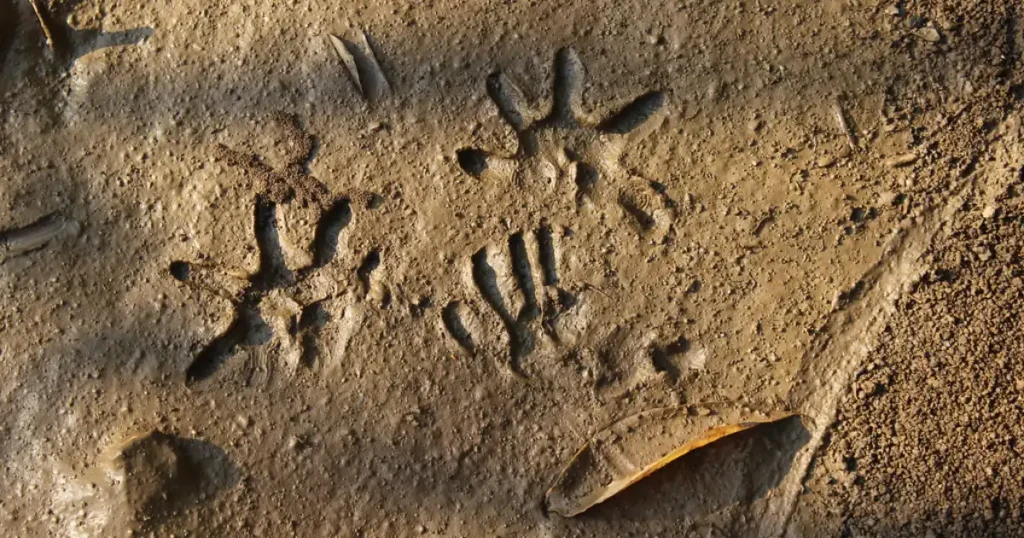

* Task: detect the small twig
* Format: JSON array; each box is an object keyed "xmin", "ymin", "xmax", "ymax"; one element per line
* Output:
[
  {"xmin": 884, "ymin": 152, "xmax": 919, "ymax": 168},
  {"xmin": 582, "ymin": 282, "xmax": 611, "ymax": 299},
  {"xmin": 752, "ymin": 207, "xmax": 776, "ymax": 236},
  {"xmin": 0, "ymin": 213, "xmax": 78, "ymax": 263},
  {"xmin": 27, "ymin": 0, "xmax": 59, "ymax": 52},
  {"xmin": 832, "ymin": 97, "xmax": 858, "ymax": 151}
]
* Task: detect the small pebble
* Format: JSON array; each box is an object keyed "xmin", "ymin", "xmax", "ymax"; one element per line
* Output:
[
  {"xmin": 914, "ymin": 26, "xmax": 941, "ymax": 42},
  {"xmin": 884, "ymin": 153, "xmax": 918, "ymax": 168}
]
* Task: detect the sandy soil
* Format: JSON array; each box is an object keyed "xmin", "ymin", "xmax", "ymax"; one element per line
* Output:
[{"xmin": 0, "ymin": 0, "xmax": 1021, "ymax": 536}]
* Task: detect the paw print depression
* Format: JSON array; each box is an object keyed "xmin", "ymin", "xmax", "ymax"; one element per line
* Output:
[{"xmin": 456, "ymin": 47, "xmax": 674, "ymax": 239}]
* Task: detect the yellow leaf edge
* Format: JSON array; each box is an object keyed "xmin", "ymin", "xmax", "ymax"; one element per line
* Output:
[{"xmin": 544, "ymin": 407, "xmax": 799, "ymax": 517}]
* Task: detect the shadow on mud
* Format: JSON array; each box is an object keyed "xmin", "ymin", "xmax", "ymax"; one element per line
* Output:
[
  {"xmin": 577, "ymin": 415, "xmax": 810, "ymax": 527},
  {"xmin": 0, "ymin": 0, "xmax": 1020, "ymax": 535}
]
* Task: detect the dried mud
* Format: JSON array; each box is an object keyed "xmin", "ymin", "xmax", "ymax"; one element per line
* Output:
[{"xmin": 0, "ymin": 0, "xmax": 1022, "ymax": 536}]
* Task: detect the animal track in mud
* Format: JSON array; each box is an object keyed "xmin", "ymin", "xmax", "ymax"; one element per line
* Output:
[
  {"xmin": 442, "ymin": 224, "xmax": 580, "ymax": 376},
  {"xmin": 171, "ymin": 115, "xmax": 379, "ymax": 385},
  {"xmin": 441, "ymin": 226, "xmax": 690, "ymax": 394},
  {"xmin": 457, "ymin": 47, "xmax": 675, "ymax": 238}
]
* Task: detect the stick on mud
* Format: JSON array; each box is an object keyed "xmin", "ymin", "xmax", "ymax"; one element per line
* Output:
[
  {"xmin": 0, "ymin": 213, "xmax": 78, "ymax": 262},
  {"xmin": 832, "ymin": 98, "xmax": 858, "ymax": 151},
  {"xmin": 27, "ymin": 0, "xmax": 59, "ymax": 52},
  {"xmin": 328, "ymin": 29, "xmax": 390, "ymax": 104},
  {"xmin": 884, "ymin": 152, "xmax": 919, "ymax": 168}
]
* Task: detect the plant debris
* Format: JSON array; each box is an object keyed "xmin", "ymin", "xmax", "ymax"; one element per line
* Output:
[
  {"xmin": 328, "ymin": 28, "xmax": 390, "ymax": 104},
  {"xmin": 544, "ymin": 404, "xmax": 797, "ymax": 517},
  {"xmin": 832, "ymin": 98, "xmax": 858, "ymax": 151},
  {"xmin": 0, "ymin": 213, "xmax": 79, "ymax": 263},
  {"xmin": 28, "ymin": 0, "xmax": 60, "ymax": 52},
  {"xmin": 884, "ymin": 152, "xmax": 919, "ymax": 168}
]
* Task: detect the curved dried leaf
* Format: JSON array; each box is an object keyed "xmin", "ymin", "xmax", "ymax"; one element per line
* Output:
[
  {"xmin": 544, "ymin": 404, "xmax": 796, "ymax": 517},
  {"xmin": 328, "ymin": 29, "xmax": 390, "ymax": 104}
]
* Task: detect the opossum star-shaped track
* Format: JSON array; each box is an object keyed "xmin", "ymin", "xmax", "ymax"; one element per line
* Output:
[
  {"xmin": 456, "ymin": 47, "xmax": 674, "ymax": 237},
  {"xmin": 171, "ymin": 115, "xmax": 376, "ymax": 386}
]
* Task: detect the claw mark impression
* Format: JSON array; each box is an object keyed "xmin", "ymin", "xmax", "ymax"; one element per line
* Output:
[
  {"xmin": 442, "ymin": 225, "xmax": 580, "ymax": 376},
  {"xmin": 172, "ymin": 115, "xmax": 375, "ymax": 385},
  {"xmin": 457, "ymin": 47, "xmax": 674, "ymax": 238}
]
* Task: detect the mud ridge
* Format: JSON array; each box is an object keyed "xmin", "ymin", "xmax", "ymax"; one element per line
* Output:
[{"xmin": 758, "ymin": 188, "xmax": 970, "ymax": 536}]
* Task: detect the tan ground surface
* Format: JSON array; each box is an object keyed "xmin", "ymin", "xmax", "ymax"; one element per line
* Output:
[{"xmin": 0, "ymin": 0, "xmax": 1021, "ymax": 536}]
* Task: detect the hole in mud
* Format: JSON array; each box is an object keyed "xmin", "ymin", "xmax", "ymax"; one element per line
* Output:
[
  {"xmin": 925, "ymin": 267, "xmax": 958, "ymax": 285},
  {"xmin": 253, "ymin": 200, "xmax": 294, "ymax": 288},
  {"xmin": 557, "ymin": 288, "xmax": 577, "ymax": 310},
  {"xmin": 311, "ymin": 199, "xmax": 352, "ymax": 267},
  {"xmin": 186, "ymin": 313, "xmax": 255, "ymax": 385},
  {"xmin": 456, "ymin": 148, "xmax": 489, "ymax": 177},
  {"xmin": 550, "ymin": 47, "xmax": 584, "ymax": 124},
  {"xmin": 575, "ymin": 162, "xmax": 599, "ymax": 205},
  {"xmin": 508, "ymin": 232, "xmax": 539, "ymax": 319},
  {"xmin": 366, "ymin": 193, "xmax": 384, "ymax": 209},
  {"xmin": 1011, "ymin": 84, "xmax": 1024, "ymax": 101},
  {"xmin": 298, "ymin": 302, "xmax": 330, "ymax": 367},
  {"xmin": 442, "ymin": 302, "xmax": 475, "ymax": 352},
  {"xmin": 652, "ymin": 337, "xmax": 690, "ymax": 379},
  {"xmin": 487, "ymin": 72, "xmax": 527, "ymax": 131},
  {"xmin": 170, "ymin": 261, "xmax": 191, "ymax": 282},
  {"xmin": 357, "ymin": 249, "xmax": 381, "ymax": 296},
  {"xmin": 470, "ymin": 248, "xmax": 511, "ymax": 322},
  {"xmin": 834, "ymin": 280, "xmax": 867, "ymax": 309},
  {"xmin": 409, "ymin": 295, "xmax": 432, "ymax": 317},
  {"xmin": 537, "ymin": 225, "xmax": 559, "ymax": 285}
]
